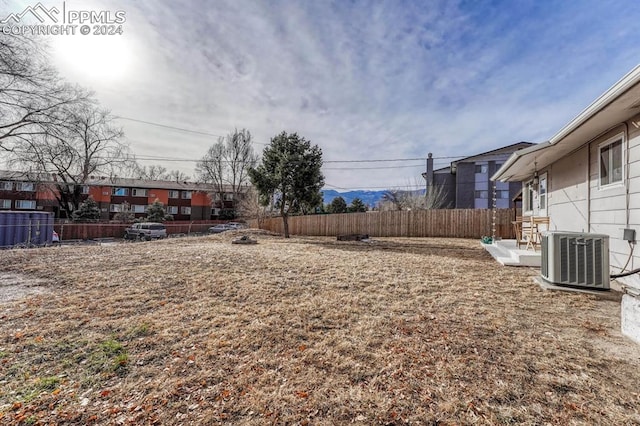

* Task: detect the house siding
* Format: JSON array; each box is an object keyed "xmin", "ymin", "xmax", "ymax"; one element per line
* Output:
[
  {"xmin": 623, "ymin": 118, "xmax": 640, "ymax": 278},
  {"xmin": 588, "ymin": 125, "xmax": 632, "ymax": 276},
  {"xmin": 433, "ymin": 172, "xmax": 455, "ymax": 208},
  {"xmin": 455, "ymin": 163, "xmax": 475, "ymax": 209},
  {"xmin": 547, "ymin": 146, "xmax": 589, "ymax": 232},
  {"xmin": 527, "ymin": 115, "xmax": 640, "ymax": 286}
]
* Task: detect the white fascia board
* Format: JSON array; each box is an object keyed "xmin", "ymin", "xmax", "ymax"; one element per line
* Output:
[
  {"xmin": 550, "ymin": 65, "xmax": 640, "ymax": 145},
  {"xmin": 491, "ymin": 142, "xmax": 550, "ymax": 182}
]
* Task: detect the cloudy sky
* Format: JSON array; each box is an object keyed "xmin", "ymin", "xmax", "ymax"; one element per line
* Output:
[{"xmin": 3, "ymin": 0, "xmax": 640, "ymax": 190}]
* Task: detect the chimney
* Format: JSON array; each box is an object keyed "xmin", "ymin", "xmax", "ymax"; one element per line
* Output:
[{"xmin": 425, "ymin": 153, "xmax": 434, "ymax": 189}]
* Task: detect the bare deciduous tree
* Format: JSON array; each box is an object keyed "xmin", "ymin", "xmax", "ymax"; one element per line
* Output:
[
  {"xmin": 378, "ymin": 181, "xmax": 450, "ymax": 211},
  {"xmin": 196, "ymin": 128, "xmax": 257, "ymax": 208},
  {"xmin": 10, "ymin": 104, "xmax": 132, "ymax": 218},
  {"xmin": 0, "ymin": 34, "xmax": 89, "ymax": 152},
  {"xmin": 235, "ymin": 186, "xmax": 270, "ymax": 228},
  {"xmin": 132, "ymin": 164, "xmax": 168, "ymax": 180},
  {"xmin": 131, "ymin": 164, "xmax": 191, "ymax": 182}
]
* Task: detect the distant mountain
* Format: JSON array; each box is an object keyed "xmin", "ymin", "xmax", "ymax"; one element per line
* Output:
[
  {"xmin": 322, "ymin": 189, "xmax": 385, "ymax": 208},
  {"xmin": 322, "ymin": 188, "xmax": 426, "ymax": 208}
]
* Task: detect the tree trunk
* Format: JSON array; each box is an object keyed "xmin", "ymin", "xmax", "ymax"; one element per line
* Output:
[
  {"xmin": 282, "ymin": 214, "xmax": 290, "ymax": 238},
  {"xmin": 280, "ymin": 193, "xmax": 290, "ymax": 238}
]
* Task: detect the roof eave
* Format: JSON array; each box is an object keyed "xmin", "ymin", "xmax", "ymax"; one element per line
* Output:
[{"xmin": 550, "ymin": 65, "xmax": 640, "ymax": 146}]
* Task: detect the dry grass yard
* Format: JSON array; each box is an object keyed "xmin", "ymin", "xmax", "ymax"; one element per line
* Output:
[{"xmin": 1, "ymin": 231, "xmax": 639, "ymax": 425}]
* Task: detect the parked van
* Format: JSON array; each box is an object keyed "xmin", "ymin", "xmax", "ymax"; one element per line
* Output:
[{"xmin": 124, "ymin": 222, "xmax": 167, "ymax": 240}]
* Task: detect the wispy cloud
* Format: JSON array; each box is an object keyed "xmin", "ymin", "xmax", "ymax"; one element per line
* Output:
[{"xmin": 39, "ymin": 0, "xmax": 640, "ymax": 189}]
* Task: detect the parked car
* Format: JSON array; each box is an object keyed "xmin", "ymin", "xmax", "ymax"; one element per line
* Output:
[
  {"xmin": 124, "ymin": 222, "xmax": 167, "ymax": 240},
  {"xmin": 227, "ymin": 222, "xmax": 247, "ymax": 229},
  {"xmin": 208, "ymin": 224, "xmax": 234, "ymax": 234}
]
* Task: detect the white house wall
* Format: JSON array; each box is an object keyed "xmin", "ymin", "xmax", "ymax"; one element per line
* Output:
[
  {"xmin": 539, "ymin": 116, "xmax": 640, "ymax": 288},
  {"xmin": 546, "ymin": 146, "xmax": 589, "ymax": 232},
  {"xmin": 623, "ymin": 118, "xmax": 640, "ymax": 287},
  {"xmin": 588, "ymin": 122, "xmax": 640, "ymax": 286}
]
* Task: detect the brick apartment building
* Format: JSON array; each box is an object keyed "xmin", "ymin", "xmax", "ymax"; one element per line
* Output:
[{"xmin": 0, "ymin": 171, "xmax": 242, "ymax": 220}]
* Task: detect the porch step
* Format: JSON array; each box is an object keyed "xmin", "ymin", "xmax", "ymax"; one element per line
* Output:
[{"xmin": 482, "ymin": 240, "xmax": 541, "ymax": 267}]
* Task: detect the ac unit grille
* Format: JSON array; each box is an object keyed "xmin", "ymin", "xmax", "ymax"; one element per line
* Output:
[
  {"xmin": 541, "ymin": 232, "xmax": 609, "ymax": 289},
  {"xmin": 541, "ymin": 234, "xmax": 549, "ymax": 277}
]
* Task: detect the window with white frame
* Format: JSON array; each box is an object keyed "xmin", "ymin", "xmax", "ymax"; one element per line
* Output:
[
  {"xmin": 0, "ymin": 199, "xmax": 11, "ymax": 209},
  {"xmin": 168, "ymin": 190, "xmax": 179, "ymax": 198},
  {"xmin": 0, "ymin": 181, "xmax": 13, "ymax": 191},
  {"xmin": 132, "ymin": 204, "xmax": 147, "ymax": 213},
  {"xmin": 538, "ymin": 175, "xmax": 547, "ymax": 210},
  {"xmin": 181, "ymin": 206, "xmax": 191, "ymax": 215},
  {"xmin": 132, "ymin": 188, "xmax": 148, "ymax": 197},
  {"xmin": 81, "ymin": 185, "xmax": 90, "ymax": 194},
  {"xmin": 182, "ymin": 191, "xmax": 192, "ymax": 199},
  {"xmin": 167, "ymin": 206, "xmax": 178, "ymax": 215},
  {"xmin": 15, "ymin": 200, "xmax": 36, "ymax": 209},
  {"xmin": 110, "ymin": 204, "xmax": 122, "ymax": 212},
  {"xmin": 599, "ymin": 135, "xmax": 623, "ymax": 187},
  {"xmin": 112, "ymin": 187, "xmax": 129, "ymax": 196},
  {"xmin": 16, "ymin": 182, "xmax": 35, "ymax": 192},
  {"xmin": 474, "ymin": 190, "xmax": 488, "ymax": 199},
  {"xmin": 223, "ymin": 193, "xmax": 233, "ymax": 201},
  {"xmin": 524, "ymin": 181, "xmax": 534, "ymax": 212}
]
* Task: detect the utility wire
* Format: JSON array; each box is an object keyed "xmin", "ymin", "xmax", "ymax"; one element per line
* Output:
[
  {"xmin": 115, "ymin": 116, "xmax": 472, "ymax": 161},
  {"xmin": 114, "ymin": 116, "xmax": 228, "ymax": 139}
]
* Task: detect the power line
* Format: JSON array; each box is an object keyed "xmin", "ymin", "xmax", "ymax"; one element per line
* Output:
[
  {"xmin": 324, "ymin": 164, "xmax": 424, "ymax": 170},
  {"xmin": 115, "ymin": 116, "xmax": 226, "ymax": 138}
]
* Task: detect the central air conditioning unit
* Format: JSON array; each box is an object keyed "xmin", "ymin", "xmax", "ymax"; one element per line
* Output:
[{"xmin": 540, "ymin": 231, "xmax": 610, "ymax": 289}]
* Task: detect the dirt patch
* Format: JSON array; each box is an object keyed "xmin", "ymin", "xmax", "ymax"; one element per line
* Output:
[
  {"xmin": 0, "ymin": 273, "xmax": 48, "ymax": 304},
  {"xmin": 0, "ymin": 234, "xmax": 639, "ymax": 425}
]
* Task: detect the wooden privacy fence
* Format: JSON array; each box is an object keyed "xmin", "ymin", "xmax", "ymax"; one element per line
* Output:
[
  {"xmin": 250, "ymin": 209, "xmax": 515, "ymax": 239},
  {"xmin": 54, "ymin": 220, "xmax": 225, "ymax": 240}
]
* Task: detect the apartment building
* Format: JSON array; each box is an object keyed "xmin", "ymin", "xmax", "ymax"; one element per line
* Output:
[
  {"xmin": 0, "ymin": 171, "xmax": 241, "ymax": 220},
  {"xmin": 422, "ymin": 142, "xmax": 535, "ymax": 209}
]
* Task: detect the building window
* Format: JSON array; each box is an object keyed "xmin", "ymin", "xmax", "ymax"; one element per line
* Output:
[
  {"xmin": 16, "ymin": 182, "xmax": 35, "ymax": 192},
  {"xmin": 498, "ymin": 190, "xmax": 509, "ymax": 199},
  {"xmin": 16, "ymin": 200, "xmax": 36, "ymax": 209},
  {"xmin": 0, "ymin": 181, "xmax": 13, "ymax": 191},
  {"xmin": 81, "ymin": 185, "xmax": 90, "ymax": 194},
  {"xmin": 474, "ymin": 190, "xmax": 488, "ymax": 199},
  {"xmin": 110, "ymin": 204, "xmax": 123, "ymax": 213},
  {"xmin": 168, "ymin": 190, "xmax": 179, "ymax": 198},
  {"xmin": 0, "ymin": 199, "xmax": 11, "ymax": 209},
  {"xmin": 182, "ymin": 191, "xmax": 192, "ymax": 199},
  {"xmin": 167, "ymin": 206, "xmax": 178, "ymax": 215},
  {"xmin": 132, "ymin": 188, "xmax": 148, "ymax": 197},
  {"xmin": 181, "ymin": 206, "xmax": 191, "ymax": 215},
  {"xmin": 474, "ymin": 164, "xmax": 488, "ymax": 174},
  {"xmin": 524, "ymin": 182, "xmax": 534, "ymax": 212},
  {"xmin": 132, "ymin": 204, "xmax": 147, "ymax": 213},
  {"xmin": 539, "ymin": 176, "xmax": 547, "ymax": 210},
  {"xmin": 112, "ymin": 187, "xmax": 129, "ymax": 196},
  {"xmin": 223, "ymin": 193, "xmax": 233, "ymax": 201},
  {"xmin": 599, "ymin": 136, "xmax": 623, "ymax": 187}
]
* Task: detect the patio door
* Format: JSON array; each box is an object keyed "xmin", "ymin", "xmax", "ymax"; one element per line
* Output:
[{"xmin": 538, "ymin": 173, "xmax": 547, "ymax": 217}]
